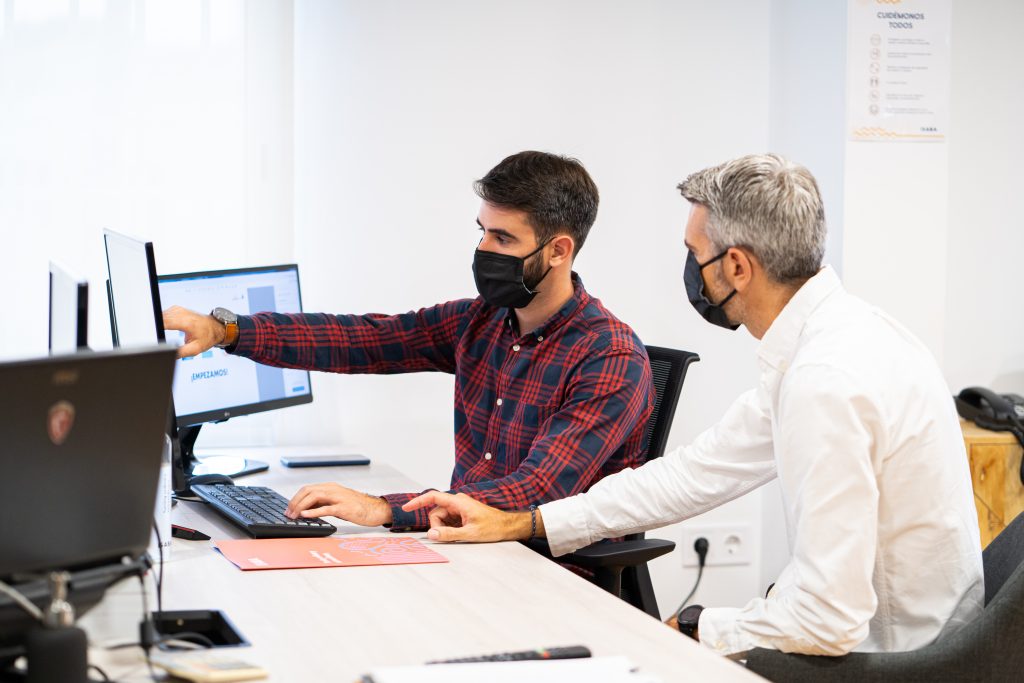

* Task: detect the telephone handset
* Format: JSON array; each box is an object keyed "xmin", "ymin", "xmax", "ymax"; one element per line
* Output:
[{"xmin": 955, "ymin": 386, "xmax": 1024, "ymax": 485}]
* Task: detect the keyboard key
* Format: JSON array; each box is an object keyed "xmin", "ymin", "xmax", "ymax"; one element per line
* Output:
[{"xmin": 192, "ymin": 484, "xmax": 337, "ymax": 539}]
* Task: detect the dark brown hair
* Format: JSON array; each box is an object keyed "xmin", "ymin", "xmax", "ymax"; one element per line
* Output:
[{"xmin": 474, "ymin": 151, "xmax": 599, "ymax": 257}]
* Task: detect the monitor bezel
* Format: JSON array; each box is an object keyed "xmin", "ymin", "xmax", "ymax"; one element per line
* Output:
[
  {"xmin": 157, "ymin": 263, "xmax": 313, "ymax": 428},
  {"xmin": 102, "ymin": 229, "xmax": 167, "ymax": 346},
  {"xmin": 47, "ymin": 260, "xmax": 89, "ymax": 351}
]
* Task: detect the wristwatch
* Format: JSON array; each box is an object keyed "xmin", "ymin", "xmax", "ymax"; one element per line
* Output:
[
  {"xmin": 677, "ymin": 604, "xmax": 704, "ymax": 641},
  {"xmin": 210, "ymin": 307, "xmax": 239, "ymax": 349}
]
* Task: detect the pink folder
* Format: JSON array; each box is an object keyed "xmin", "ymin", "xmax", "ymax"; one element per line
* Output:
[{"xmin": 213, "ymin": 536, "xmax": 448, "ymax": 571}]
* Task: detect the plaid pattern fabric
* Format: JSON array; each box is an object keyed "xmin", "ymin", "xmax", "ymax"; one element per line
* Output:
[{"xmin": 232, "ymin": 274, "xmax": 654, "ymax": 530}]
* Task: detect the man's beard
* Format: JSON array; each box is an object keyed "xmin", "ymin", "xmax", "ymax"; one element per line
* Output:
[{"xmin": 523, "ymin": 251, "xmax": 549, "ymax": 292}]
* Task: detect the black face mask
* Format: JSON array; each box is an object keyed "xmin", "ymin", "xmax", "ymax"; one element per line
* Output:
[
  {"xmin": 684, "ymin": 249, "xmax": 739, "ymax": 330},
  {"xmin": 473, "ymin": 240, "xmax": 552, "ymax": 309}
]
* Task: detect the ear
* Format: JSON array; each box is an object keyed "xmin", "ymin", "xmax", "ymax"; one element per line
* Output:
[
  {"xmin": 547, "ymin": 234, "xmax": 575, "ymax": 267},
  {"xmin": 723, "ymin": 246, "xmax": 756, "ymax": 291}
]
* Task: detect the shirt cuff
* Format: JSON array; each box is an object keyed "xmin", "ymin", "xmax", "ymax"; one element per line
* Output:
[
  {"xmin": 231, "ymin": 315, "xmax": 259, "ymax": 357},
  {"xmin": 382, "ymin": 492, "xmax": 429, "ymax": 531},
  {"xmin": 698, "ymin": 607, "xmax": 751, "ymax": 657},
  {"xmin": 539, "ymin": 496, "xmax": 594, "ymax": 557}
]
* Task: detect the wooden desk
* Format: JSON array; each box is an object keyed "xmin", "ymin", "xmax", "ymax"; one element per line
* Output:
[
  {"xmin": 82, "ymin": 454, "xmax": 760, "ymax": 681},
  {"xmin": 961, "ymin": 418, "xmax": 1024, "ymax": 548}
]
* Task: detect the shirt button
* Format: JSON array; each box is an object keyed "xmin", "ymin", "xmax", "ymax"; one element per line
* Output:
[
  {"xmin": 496, "ymin": 398, "xmax": 503, "ymax": 406},
  {"xmin": 484, "ymin": 452, "xmax": 493, "ymax": 460},
  {"xmin": 512, "ymin": 344, "xmax": 520, "ymax": 352},
  {"xmin": 536, "ymin": 335, "xmax": 544, "ymax": 341}
]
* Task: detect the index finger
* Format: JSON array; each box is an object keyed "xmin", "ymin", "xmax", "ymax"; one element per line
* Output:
[
  {"xmin": 286, "ymin": 486, "xmax": 315, "ymax": 516},
  {"xmin": 403, "ymin": 490, "xmax": 449, "ymax": 512},
  {"xmin": 177, "ymin": 340, "xmax": 205, "ymax": 359},
  {"xmin": 162, "ymin": 306, "xmax": 188, "ymax": 331}
]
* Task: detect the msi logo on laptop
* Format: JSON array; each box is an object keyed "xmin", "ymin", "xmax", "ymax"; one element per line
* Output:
[{"xmin": 47, "ymin": 400, "xmax": 76, "ymax": 446}]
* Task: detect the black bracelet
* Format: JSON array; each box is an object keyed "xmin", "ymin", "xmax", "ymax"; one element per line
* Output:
[{"xmin": 528, "ymin": 505, "xmax": 538, "ymax": 540}]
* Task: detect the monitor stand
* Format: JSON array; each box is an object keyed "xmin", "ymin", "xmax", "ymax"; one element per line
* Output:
[{"xmin": 178, "ymin": 425, "xmax": 269, "ymax": 480}]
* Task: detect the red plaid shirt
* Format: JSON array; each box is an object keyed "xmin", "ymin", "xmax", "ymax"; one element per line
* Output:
[{"xmin": 232, "ymin": 274, "xmax": 654, "ymax": 530}]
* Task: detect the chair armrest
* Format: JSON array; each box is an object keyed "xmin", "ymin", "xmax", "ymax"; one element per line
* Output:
[{"xmin": 524, "ymin": 538, "xmax": 675, "ymax": 569}]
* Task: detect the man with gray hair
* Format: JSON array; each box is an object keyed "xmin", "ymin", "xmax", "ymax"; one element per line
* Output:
[{"xmin": 404, "ymin": 153, "xmax": 984, "ymax": 658}]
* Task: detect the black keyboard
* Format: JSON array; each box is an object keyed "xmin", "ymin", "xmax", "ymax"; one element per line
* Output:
[
  {"xmin": 427, "ymin": 645, "xmax": 592, "ymax": 664},
  {"xmin": 191, "ymin": 484, "xmax": 336, "ymax": 539}
]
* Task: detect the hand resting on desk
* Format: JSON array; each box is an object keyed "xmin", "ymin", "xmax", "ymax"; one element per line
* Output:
[{"xmin": 402, "ymin": 491, "xmax": 540, "ymax": 543}]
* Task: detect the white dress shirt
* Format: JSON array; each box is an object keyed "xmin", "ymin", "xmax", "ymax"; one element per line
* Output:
[{"xmin": 541, "ymin": 266, "xmax": 984, "ymax": 656}]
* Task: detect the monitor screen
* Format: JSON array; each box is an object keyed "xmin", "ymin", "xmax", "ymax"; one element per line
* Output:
[
  {"xmin": 48, "ymin": 260, "xmax": 88, "ymax": 353},
  {"xmin": 103, "ymin": 229, "xmax": 165, "ymax": 347},
  {"xmin": 157, "ymin": 264, "xmax": 313, "ymax": 427}
]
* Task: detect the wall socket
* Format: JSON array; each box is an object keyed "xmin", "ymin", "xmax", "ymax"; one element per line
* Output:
[{"xmin": 682, "ymin": 524, "xmax": 753, "ymax": 567}]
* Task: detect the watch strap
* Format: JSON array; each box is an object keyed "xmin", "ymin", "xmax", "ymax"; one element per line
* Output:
[
  {"xmin": 210, "ymin": 308, "xmax": 240, "ymax": 349},
  {"xmin": 677, "ymin": 604, "xmax": 704, "ymax": 640}
]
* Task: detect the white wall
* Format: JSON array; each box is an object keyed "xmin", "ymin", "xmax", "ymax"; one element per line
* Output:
[
  {"xmin": 841, "ymin": 0, "xmax": 1024, "ymax": 392},
  {"xmin": 292, "ymin": 0, "xmax": 773, "ymax": 616},
  {"xmin": 943, "ymin": 0, "xmax": 1024, "ymax": 393},
  {"xmin": 0, "ymin": 0, "xmax": 294, "ymax": 353},
  {"xmin": 0, "ymin": 0, "xmax": 302, "ymax": 444}
]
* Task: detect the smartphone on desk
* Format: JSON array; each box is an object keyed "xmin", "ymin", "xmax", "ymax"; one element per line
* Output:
[{"xmin": 280, "ymin": 454, "xmax": 371, "ymax": 468}]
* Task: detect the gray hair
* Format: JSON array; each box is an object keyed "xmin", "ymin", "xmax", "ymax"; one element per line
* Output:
[{"xmin": 677, "ymin": 154, "xmax": 826, "ymax": 283}]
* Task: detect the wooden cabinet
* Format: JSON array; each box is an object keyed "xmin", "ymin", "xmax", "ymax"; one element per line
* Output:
[{"xmin": 961, "ymin": 418, "xmax": 1024, "ymax": 548}]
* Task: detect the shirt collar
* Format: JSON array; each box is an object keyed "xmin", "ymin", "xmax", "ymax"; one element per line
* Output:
[
  {"xmin": 505, "ymin": 272, "xmax": 588, "ymax": 339},
  {"xmin": 757, "ymin": 265, "xmax": 842, "ymax": 373}
]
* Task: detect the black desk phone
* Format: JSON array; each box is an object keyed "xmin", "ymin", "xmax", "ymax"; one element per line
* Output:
[{"xmin": 955, "ymin": 387, "xmax": 1024, "ymax": 485}]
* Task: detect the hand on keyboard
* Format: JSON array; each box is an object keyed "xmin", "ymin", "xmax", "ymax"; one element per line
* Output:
[
  {"xmin": 191, "ymin": 484, "xmax": 337, "ymax": 539},
  {"xmin": 285, "ymin": 482, "xmax": 393, "ymax": 527}
]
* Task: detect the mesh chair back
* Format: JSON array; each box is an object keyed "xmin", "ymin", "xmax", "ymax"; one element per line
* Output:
[{"xmin": 642, "ymin": 346, "xmax": 700, "ymax": 461}]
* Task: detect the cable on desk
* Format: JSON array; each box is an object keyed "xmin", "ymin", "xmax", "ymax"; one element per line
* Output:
[
  {"xmin": 88, "ymin": 663, "xmax": 111, "ymax": 681},
  {"xmin": 0, "ymin": 578, "xmax": 44, "ymax": 622},
  {"xmin": 675, "ymin": 537, "xmax": 710, "ymax": 619},
  {"xmin": 151, "ymin": 521, "xmax": 165, "ymax": 616},
  {"xmin": 136, "ymin": 567, "xmax": 158, "ymax": 681},
  {"xmin": 172, "ymin": 494, "xmax": 208, "ymax": 504}
]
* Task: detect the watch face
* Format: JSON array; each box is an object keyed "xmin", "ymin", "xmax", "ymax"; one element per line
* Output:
[
  {"xmin": 211, "ymin": 307, "xmax": 237, "ymax": 324},
  {"xmin": 678, "ymin": 605, "xmax": 704, "ymax": 627}
]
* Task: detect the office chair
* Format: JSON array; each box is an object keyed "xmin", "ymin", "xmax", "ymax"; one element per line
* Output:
[
  {"xmin": 745, "ymin": 511, "xmax": 1024, "ymax": 682},
  {"xmin": 527, "ymin": 346, "xmax": 700, "ymax": 619}
]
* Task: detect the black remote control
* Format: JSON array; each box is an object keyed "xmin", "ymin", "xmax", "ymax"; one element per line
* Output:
[{"xmin": 427, "ymin": 645, "xmax": 592, "ymax": 664}]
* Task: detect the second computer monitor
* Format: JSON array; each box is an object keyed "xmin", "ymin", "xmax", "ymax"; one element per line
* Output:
[
  {"xmin": 103, "ymin": 229, "xmax": 165, "ymax": 348},
  {"xmin": 48, "ymin": 260, "xmax": 89, "ymax": 353},
  {"xmin": 157, "ymin": 264, "xmax": 313, "ymax": 427}
]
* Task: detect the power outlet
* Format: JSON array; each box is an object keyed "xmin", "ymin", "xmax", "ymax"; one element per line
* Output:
[{"xmin": 682, "ymin": 524, "xmax": 753, "ymax": 567}]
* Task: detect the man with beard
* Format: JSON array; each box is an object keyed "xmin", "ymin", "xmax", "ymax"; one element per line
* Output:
[{"xmin": 164, "ymin": 151, "xmax": 654, "ymax": 532}]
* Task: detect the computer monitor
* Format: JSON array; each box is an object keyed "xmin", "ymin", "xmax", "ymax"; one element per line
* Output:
[
  {"xmin": 103, "ymin": 233, "xmax": 311, "ymax": 489},
  {"xmin": 157, "ymin": 264, "xmax": 313, "ymax": 483},
  {"xmin": 157, "ymin": 264, "xmax": 313, "ymax": 427},
  {"xmin": 48, "ymin": 261, "xmax": 88, "ymax": 353},
  {"xmin": 102, "ymin": 229, "xmax": 165, "ymax": 348}
]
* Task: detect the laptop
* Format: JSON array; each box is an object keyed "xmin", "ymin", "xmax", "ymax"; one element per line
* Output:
[{"xmin": 0, "ymin": 345, "xmax": 177, "ymax": 578}]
